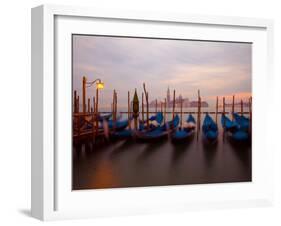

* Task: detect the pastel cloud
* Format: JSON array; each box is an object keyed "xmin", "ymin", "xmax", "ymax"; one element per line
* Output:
[{"xmin": 72, "ymin": 35, "xmax": 251, "ymax": 108}]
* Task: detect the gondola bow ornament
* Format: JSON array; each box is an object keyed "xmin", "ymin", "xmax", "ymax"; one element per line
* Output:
[{"xmin": 133, "ymin": 89, "xmax": 139, "ymax": 129}]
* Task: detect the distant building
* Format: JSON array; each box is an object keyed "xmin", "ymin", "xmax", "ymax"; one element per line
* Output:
[
  {"xmin": 148, "ymin": 87, "xmax": 208, "ymax": 108},
  {"xmin": 189, "ymin": 101, "xmax": 209, "ymax": 108},
  {"xmin": 149, "ymin": 87, "xmax": 187, "ymax": 108},
  {"xmin": 166, "ymin": 87, "xmax": 189, "ymax": 108}
]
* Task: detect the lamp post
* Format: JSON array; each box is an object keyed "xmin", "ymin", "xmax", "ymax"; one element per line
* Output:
[
  {"xmin": 86, "ymin": 78, "xmax": 104, "ymax": 114},
  {"xmin": 85, "ymin": 78, "xmax": 104, "ymax": 138}
]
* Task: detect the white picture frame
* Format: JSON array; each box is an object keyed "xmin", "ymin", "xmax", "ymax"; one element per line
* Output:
[{"xmin": 31, "ymin": 4, "xmax": 274, "ymax": 221}]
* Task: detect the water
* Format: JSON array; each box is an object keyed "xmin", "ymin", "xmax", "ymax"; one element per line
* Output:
[{"xmin": 72, "ymin": 112, "xmax": 251, "ymax": 190}]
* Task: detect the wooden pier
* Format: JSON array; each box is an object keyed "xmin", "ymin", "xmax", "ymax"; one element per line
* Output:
[{"xmin": 73, "ymin": 77, "xmax": 252, "ymax": 142}]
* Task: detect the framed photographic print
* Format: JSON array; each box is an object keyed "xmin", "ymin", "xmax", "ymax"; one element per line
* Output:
[{"xmin": 31, "ymin": 4, "xmax": 274, "ymax": 221}]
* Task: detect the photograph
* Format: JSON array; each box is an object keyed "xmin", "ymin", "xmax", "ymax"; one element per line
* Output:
[{"xmin": 72, "ymin": 34, "xmax": 252, "ymax": 190}]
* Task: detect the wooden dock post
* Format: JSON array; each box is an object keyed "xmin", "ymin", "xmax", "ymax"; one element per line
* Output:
[
  {"xmin": 95, "ymin": 87, "xmax": 99, "ymax": 137},
  {"xmin": 78, "ymin": 114, "xmax": 81, "ymax": 136},
  {"xmin": 143, "ymin": 83, "xmax": 149, "ymax": 129},
  {"xmin": 92, "ymin": 96, "xmax": 96, "ymax": 141},
  {"xmin": 113, "ymin": 90, "xmax": 117, "ymax": 131},
  {"xmin": 232, "ymin": 95, "xmax": 235, "ymax": 120},
  {"xmin": 241, "ymin": 99, "xmax": 244, "ymax": 116},
  {"xmin": 128, "ymin": 91, "xmax": 131, "ymax": 130},
  {"xmin": 146, "ymin": 92, "xmax": 149, "ymax": 128},
  {"xmin": 180, "ymin": 98, "xmax": 183, "ymax": 129},
  {"xmin": 155, "ymin": 99, "xmax": 158, "ymax": 113},
  {"xmin": 77, "ymin": 96, "xmax": 79, "ymax": 113},
  {"xmin": 197, "ymin": 90, "xmax": 201, "ymax": 141},
  {"xmin": 93, "ymin": 97, "xmax": 95, "ymax": 114},
  {"xmin": 172, "ymin": 90, "xmax": 175, "ymax": 121},
  {"xmin": 141, "ymin": 92, "xmax": 144, "ymax": 123},
  {"xmin": 82, "ymin": 76, "xmax": 87, "ymax": 113},
  {"xmin": 164, "ymin": 98, "xmax": 167, "ymax": 124},
  {"xmin": 249, "ymin": 97, "xmax": 252, "ymax": 133},
  {"xmin": 215, "ymin": 96, "xmax": 218, "ymax": 124},
  {"xmin": 112, "ymin": 90, "xmax": 115, "ymax": 120},
  {"xmin": 223, "ymin": 97, "xmax": 225, "ymax": 115},
  {"xmin": 74, "ymin": 90, "xmax": 77, "ymax": 113},
  {"xmin": 88, "ymin": 98, "xmax": 90, "ymax": 113},
  {"xmin": 223, "ymin": 97, "xmax": 226, "ymax": 142}
]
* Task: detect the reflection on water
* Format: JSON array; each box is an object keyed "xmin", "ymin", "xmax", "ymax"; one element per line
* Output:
[{"xmin": 73, "ymin": 116, "xmax": 251, "ymax": 189}]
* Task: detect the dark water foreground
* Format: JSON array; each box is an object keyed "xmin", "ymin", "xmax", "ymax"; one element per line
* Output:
[{"xmin": 73, "ymin": 128, "xmax": 251, "ymax": 190}]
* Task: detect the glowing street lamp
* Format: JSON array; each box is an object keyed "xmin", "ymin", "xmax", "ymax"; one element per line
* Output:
[
  {"xmin": 86, "ymin": 78, "xmax": 105, "ymax": 114},
  {"xmin": 86, "ymin": 78, "xmax": 104, "ymax": 90},
  {"xmin": 82, "ymin": 77, "xmax": 105, "ymax": 112},
  {"xmin": 96, "ymin": 81, "xmax": 104, "ymax": 90},
  {"xmin": 83, "ymin": 77, "xmax": 105, "ymax": 137}
]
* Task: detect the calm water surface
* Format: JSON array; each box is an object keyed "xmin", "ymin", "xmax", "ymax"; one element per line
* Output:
[{"xmin": 73, "ymin": 113, "xmax": 251, "ymax": 190}]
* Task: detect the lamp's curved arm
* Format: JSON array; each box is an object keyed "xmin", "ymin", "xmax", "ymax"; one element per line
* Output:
[{"xmin": 86, "ymin": 78, "xmax": 101, "ymax": 87}]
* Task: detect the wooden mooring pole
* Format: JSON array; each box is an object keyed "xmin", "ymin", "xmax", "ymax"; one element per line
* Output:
[
  {"xmin": 143, "ymin": 83, "xmax": 149, "ymax": 129},
  {"xmin": 180, "ymin": 98, "xmax": 183, "ymax": 129},
  {"xmin": 223, "ymin": 97, "xmax": 226, "ymax": 142},
  {"xmin": 82, "ymin": 76, "xmax": 86, "ymax": 113},
  {"xmin": 249, "ymin": 97, "xmax": 252, "ymax": 133},
  {"xmin": 77, "ymin": 96, "xmax": 79, "ymax": 113},
  {"xmin": 95, "ymin": 87, "xmax": 99, "ymax": 137},
  {"xmin": 155, "ymin": 99, "xmax": 158, "ymax": 112},
  {"xmin": 197, "ymin": 90, "xmax": 201, "ymax": 141},
  {"xmin": 113, "ymin": 90, "xmax": 117, "ymax": 131},
  {"xmin": 232, "ymin": 95, "xmax": 235, "ymax": 120},
  {"xmin": 215, "ymin": 96, "xmax": 218, "ymax": 124},
  {"xmin": 172, "ymin": 90, "xmax": 175, "ymax": 121},
  {"xmin": 128, "ymin": 91, "xmax": 131, "ymax": 130},
  {"xmin": 164, "ymin": 98, "xmax": 167, "ymax": 124},
  {"xmin": 142, "ymin": 92, "xmax": 144, "ymax": 123},
  {"xmin": 93, "ymin": 97, "xmax": 95, "ymax": 114},
  {"xmin": 74, "ymin": 90, "xmax": 77, "ymax": 113},
  {"xmin": 146, "ymin": 92, "xmax": 149, "ymax": 128},
  {"xmin": 88, "ymin": 98, "xmax": 90, "ymax": 113},
  {"xmin": 241, "ymin": 99, "xmax": 244, "ymax": 116}
]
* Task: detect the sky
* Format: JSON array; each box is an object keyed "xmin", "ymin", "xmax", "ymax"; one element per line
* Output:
[{"xmin": 72, "ymin": 35, "xmax": 252, "ymax": 109}]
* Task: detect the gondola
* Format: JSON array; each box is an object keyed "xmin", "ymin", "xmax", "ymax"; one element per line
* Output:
[
  {"xmin": 160, "ymin": 114, "xmax": 180, "ymax": 131},
  {"xmin": 98, "ymin": 113, "xmax": 112, "ymax": 121},
  {"xmin": 202, "ymin": 113, "xmax": 218, "ymax": 143},
  {"xmin": 149, "ymin": 112, "xmax": 164, "ymax": 124},
  {"xmin": 107, "ymin": 119, "xmax": 130, "ymax": 131},
  {"xmin": 111, "ymin": 129, "xmax": 134, "ymax": 139},
  {"xmin": 185, "ymin": 114, "xmax": 196, "ymax": 131},
  {"xmin": 171, "ymin": 114, "xmax": 196, "ymax": 142},
  {"xmin": 139, "ymin": 112, "xmax": 164, "ymax": 131},
  {"xmin": 221, "ymin": 114, "xmax": 238, "ymax": 132},
  {"xmin": 221, "ymin": 114, "xmax": 249, "ymax": 142},
  {"xmin": 233, "ymin": 113, "xmax": 250, "ymax": 131},
  {"xmin": 135, "ymin": 115, "xmax": 179, "ymax": 141}
]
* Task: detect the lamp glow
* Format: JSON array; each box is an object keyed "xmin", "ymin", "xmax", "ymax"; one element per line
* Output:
[{"xmin": 96, "ymin": 82, "xmax": 104, "ymax": 90}]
